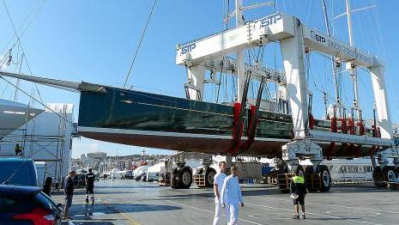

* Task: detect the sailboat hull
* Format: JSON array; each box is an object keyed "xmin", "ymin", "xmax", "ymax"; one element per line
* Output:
[
  {"xmin": 78, "ymin": 126, "xmax": 289, "ymax": 156},
  {"xmin": 78, "ymin": 86, "xmax": 380, "ymax": 158}
]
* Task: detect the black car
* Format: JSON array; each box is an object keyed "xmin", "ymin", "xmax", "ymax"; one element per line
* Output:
[{"xmin": 0, "ymin": 184, "xmax": 62, "ymax": 224}]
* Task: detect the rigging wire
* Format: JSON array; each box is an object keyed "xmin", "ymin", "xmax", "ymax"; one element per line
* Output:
[
  {"xmin": 0, "ymin": 0, "xmax": 47, "ymax": 56},
  {"xmin": 2, "ymin": 0, "xmax": 44, "ymax": 103},
  {"xmin": 308, "ymin": 52, "xmax": 336, "ymax": 104},
  {"xmin": 123, "ymin": 0, "xmax": 158, "ymax": 88},
  {"xmin": 216, "ymin": 59, "xmax": 224, "ymax": 103}
]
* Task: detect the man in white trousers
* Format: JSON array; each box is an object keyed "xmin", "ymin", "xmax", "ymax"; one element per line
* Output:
[
  {"xmin": 221, "ymin": 166, "xmax": 244, "ymax": 225},
  {"xmin": 213, "ymin": 161, "xmax": 227, "ymax": 225}
]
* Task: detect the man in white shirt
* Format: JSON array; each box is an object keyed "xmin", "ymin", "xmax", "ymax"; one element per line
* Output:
[
  {"xmin": 221, "ymin": 166, "xmax": 244, "ymax": 225},
  {"xmin": 213, "ymin": 161, "xmax": 227, "ymax": 225}
]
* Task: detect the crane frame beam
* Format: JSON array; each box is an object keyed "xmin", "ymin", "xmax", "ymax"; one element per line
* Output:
[{"xmin": 176, "ymin": 12, "xmax": 393, "ymax": 144}]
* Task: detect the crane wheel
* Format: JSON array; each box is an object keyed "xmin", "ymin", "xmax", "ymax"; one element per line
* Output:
[
  {"xmin": 317, "ymin": 165, "xmax": 331, "ymax": 192},
  {"xmin": 205, "ymin": 168, "xmax": 216, "ymax": 187},
  {"xmin": 179, "ymin": 166, "xmax": 193, "ymax": 189},
  {"xmin": 304, "ymin": 166, "xmax": 317, "ymax": 192},
  {"xmin": 383, "ymin": 166, "xmax": 396, "ymax": 183},
  {"xmin": 373, "ymin": 166, "xmax": 386, "ymax": 188}
]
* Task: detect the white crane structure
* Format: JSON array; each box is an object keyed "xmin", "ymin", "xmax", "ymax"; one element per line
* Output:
[{"xmin": 176, "ymin": 1, "xmax": 399, "ymax": 184}]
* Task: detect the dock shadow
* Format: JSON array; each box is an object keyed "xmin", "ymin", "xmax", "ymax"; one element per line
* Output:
[{"xmin": 74, "ymin": 203, "xmax": 182, "ymax": 214}]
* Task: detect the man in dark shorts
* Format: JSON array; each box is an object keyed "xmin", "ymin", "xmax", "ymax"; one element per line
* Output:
[
  {"xmin": 85, "ymin": 168, "xmax": 95, "ymax": 204},
  {"xmin": 64, "ymin": 170, "xmax": 76, "ymax": 220},
  {"xmin": 290, "ymin": 171, "xmax": 307, "ymax": 219}
]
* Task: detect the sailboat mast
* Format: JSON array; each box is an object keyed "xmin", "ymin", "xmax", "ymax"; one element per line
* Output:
[
  {"xmin": 235, "ymin": 0, "xmax": 245, "ymax": 102},
  {"xmin": 345, "ymin": 0, "xmax": 354, "ymax": 46},
  {"xmin": 345, "ymin": 0, "xmax": 360, "ymax": 117},
  {"xmin": 321, "ymin": 0, "xmax": 340, "ymax": 103}
]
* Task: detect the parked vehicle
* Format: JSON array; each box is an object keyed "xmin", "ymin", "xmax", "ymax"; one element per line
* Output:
[
  {"xmin": 135, "ymin": 172, "xmax": 146, "ymax": 181},
  {"xmin": 133, "ymin": 165, "xmax": 150, "ymax": 182},
  {"xmin": 35, "ymin": 162, "xmax": 47, "ymax": 187},
  {"xmin": 146, "ymin": 163, "xmax": 165, "ymax": 182},
  {"xmin": 0, "ymin": 184, "xmax": 62, "ymax": 224},
  {"xmin": 124, "ymin": 170, "xmax": 134, "ymax": 179},
  {"xmin": 140, "ymin": 174, "xmax": 147, "ymax": 182},
  {"xmin": 147, "ymin": 172, "xmax": 160, "ymax": 182},
  {"xmin": 0, "ymin": 158, "xmax": 38, "ymax": 186}
]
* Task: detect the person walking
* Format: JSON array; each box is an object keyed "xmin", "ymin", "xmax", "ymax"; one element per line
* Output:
[
  {"xmin": 42, "ymin": 177, "xmax": 53, "ymax": 196},
  {"xmin": 213, "ymin": 161, "xmax": 227, "ymax": 225},
  {"xmin": 221, "ymin": 166, "xmax": 244, "ymax": 225},
  {"xmin": 290, "ymin": 170, "xmax": 307, "ymax": 219},
  {"xmin": 63, "ymin": 170, "xmax": 76, "ymax": 220},
  {"xmin": 85, "ymin": 168, "xmax": 96, "ymax": 204}
]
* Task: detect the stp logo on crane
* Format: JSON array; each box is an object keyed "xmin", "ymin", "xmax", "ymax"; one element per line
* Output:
[
  {"xmin": 311, "ymin": 31, "xmax": 326, "ymax": 43},
  {"xmin": 181, "ymin": 43, "xmax": 196, "ymax": 55},
  {"xmin": 260, "ymin": 13, "xmax": 282, "ymax": 28}
]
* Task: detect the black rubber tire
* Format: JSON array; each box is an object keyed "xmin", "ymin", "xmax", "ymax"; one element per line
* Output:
[
  {"xmin": 205, "ymin": 168, "xmax": 217, "ymax": 187},
  {"xmin": 277, "ymin": 173, "xmax": 289, "ymax": 191},
  {"xmin": 373, "ymin": 166, "xmax": 386, "ymax": 188},
  {"xmin": 179, "ymin": 166, "xmax": 193, "ymax": 189},
  {"xmin": 294, "ymin": 165, "xmax": 305, "ymax": 177},
  {"xmin": 277, "ymin": 171, "xmax": 294, "ymax": 193},
  {"xmin": 304, "ymin": 166, "xmax": 317, "ymax": 192},
  {"xmin": 383, "ymin": 166, "xmax": 397, "ymax": 183},
  {"xmin": 170, "ymin": 169, "xmax": 180, "ymax": 189},
  {"xmin": 318, "ymin": 165, "xmax": 331, "ymax": 192}
]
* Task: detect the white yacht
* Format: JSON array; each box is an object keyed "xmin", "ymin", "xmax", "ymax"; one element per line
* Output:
[{"xmin": 0, "ymin": 99, "xmax": 43, "ymax": 139}]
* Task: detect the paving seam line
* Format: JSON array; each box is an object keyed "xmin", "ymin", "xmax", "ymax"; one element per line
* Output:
[
  {"xmin": 253, "ymin": 195, "xmax": 399, "ymax": 215},
  {"xmin": 165, "ymin": 199, "xmax": 266, "ymax": 225},
  {"xmin": 102, "ymin": 200, "xmax": 141, "ymax": 225},
  {"xmin": 245, "ymin": 202, "xmax": 383, "ymax": 225}
]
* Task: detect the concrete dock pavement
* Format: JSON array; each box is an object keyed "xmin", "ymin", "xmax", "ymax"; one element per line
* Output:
[{"xmin": 51, "ymin": 180, "xmax": 399, "ymax": 225}]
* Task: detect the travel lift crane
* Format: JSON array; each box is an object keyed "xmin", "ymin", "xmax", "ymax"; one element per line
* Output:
[{"xmin": 176, "ymin": 0, "xmax": 399, "ymax": 191}]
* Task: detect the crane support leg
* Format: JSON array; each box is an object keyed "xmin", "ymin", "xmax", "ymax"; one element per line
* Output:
[
  {"xmin": 277, "ymin": 16, "xmax": 331, "ymax": 193},
  {"xmin": 185, "ymin": 66, "xmax": 205, "ymax": 100},
  {"xmin": 280, "ymin": 18, "xmax": 308, "ymax": 139}
]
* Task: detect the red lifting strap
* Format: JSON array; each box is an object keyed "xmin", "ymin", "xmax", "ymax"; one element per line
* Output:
[
  {"xmin": 240, "ymin": 105, "xmax": 257, "ymax": 152},
  {"xmin": 354, "ymin": 121, "xmax": 365, "ymax": 156},
  {"xmin": 340, "ymin": 118, "xmax": 347, "ymax": 134},
  {"xmin": 308, "ymin": 113, "xmax": 315, "ymax": 130},
  {"xmin": 357, "ymin": 122, "xmax": 365, "ymax": 136},
  {"xmin": 327, "ymin": 117, "xmax": 338, "ymax": 157},
  {"xmin": 372, "ymin": 125, "xmax": 377, "ymax": 137},
  {"xmin": 347, "ymin": 119, "xmax": 355, "ymax": 135},
  {"xmin": 331, "ymin": 117, "xmax": 338, "ymax": 133},
  {"xmin": 226, "ymin": 102, "xmax": 244, "ymax": 155}
]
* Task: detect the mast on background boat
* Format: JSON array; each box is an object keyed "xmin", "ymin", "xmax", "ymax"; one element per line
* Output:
[
  {"xmin": 345, "ymin": 0, "xmax": 361, "ymax": 120},
  {"xmin": 321, "ymin": 0, "xmax": 345, "ymax": 122},
  {"xmin": 226, "ymin": 0, "xmax": 274, "ymax": 103},
  {"xmin": 333, "ymin": 0, "xmax": 377, "ymax": 119}
]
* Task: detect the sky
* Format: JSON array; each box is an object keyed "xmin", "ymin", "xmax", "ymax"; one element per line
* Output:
[{"xmin": 0, "ymin": 0, "xmax": 398, "ymax": 158}]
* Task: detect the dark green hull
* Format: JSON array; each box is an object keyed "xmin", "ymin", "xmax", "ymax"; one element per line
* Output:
[{"xmin": 77, "ymin": 86, "xmax": 381, "ymax": 157}]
